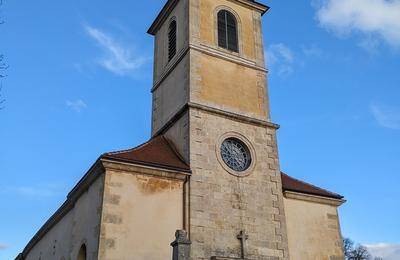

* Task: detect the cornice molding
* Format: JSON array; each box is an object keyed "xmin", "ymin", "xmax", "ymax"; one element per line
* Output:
[
  {"xmin": 153, "ymin": 102, "xmax": 279, "ymax": 138},
  {"xmin": 151, "ymin": 43, "xmax": 267, "ymax": 93},
  {"xmin": 147, "ymin": 0, "xmax": 269, "ymax": 35},
  {"xmin": 189, "ymin": 102, "xmax": 279, "ymax": 129},
  {"xmin": 101, "ymin": 158, "xmax": 191, "ymax": 180},
  {"xmin": 152, "ymin": 46, "xmax": 190, "ymax": 93},
  {"xmin": 191, "ymin": 43, "xmax": 267, "ymax": 72},
  {"xmin": 148, "ymin": 0, "xmax": 180, "ymax": 35},
  {"xmin": 284, "ymin": 191, "xmax": 346, "ymax": 207}
]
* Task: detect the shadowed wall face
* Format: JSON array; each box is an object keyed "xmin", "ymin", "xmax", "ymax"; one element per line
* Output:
[{"xmin": 24, "ymin": 174, "xmax": 105, "ymax": 260}]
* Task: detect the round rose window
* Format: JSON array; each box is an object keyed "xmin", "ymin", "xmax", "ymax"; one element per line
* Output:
[{"xmin": 220, "ymin": 138, "xmax": 252, "ymax": 172}]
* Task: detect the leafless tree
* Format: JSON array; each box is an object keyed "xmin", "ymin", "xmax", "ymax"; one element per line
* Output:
[
  {"xmin": 344, "ymin": 238, "xmax": 355, "ymax": 259},
  {"xmin": 348, "ymin": 245, "xmax": 372, "ymax": 260},
  {"xmin": 343, "ymin": 238, "xmax": 376, "ymax": 260}
]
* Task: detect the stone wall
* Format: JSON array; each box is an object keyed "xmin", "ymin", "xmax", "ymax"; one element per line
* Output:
[
  {"xmin": 164, "ymin": 110, "xmax": 190, "ymax": 163},
  {"xmin": 152, "ymin": 52, "xmax": 190, "ymax": 135},
  {"xmin": 188, "ymin": 107, "xmax": 289, "ymax": 260},
  {"xmin": 153, "ymin": 0, "xmax": 189, "ymax": 82},
  {"xmin": 151, "ymin": 0, "xmax": 190, "ymax": 136}
]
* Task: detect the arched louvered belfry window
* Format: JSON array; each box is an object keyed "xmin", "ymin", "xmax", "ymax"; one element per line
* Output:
[
  {"xmin": 168, "ymin": 20, "xmax": 177, "ymax": 61},
  {"xmin": 218, "ymin": 10, "xmax": 238, "ymax": 52}
]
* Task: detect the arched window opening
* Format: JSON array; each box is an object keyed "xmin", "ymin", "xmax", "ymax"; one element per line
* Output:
[
  {"xmin": 168, "ymin": 20, "xmax": 177, "ymax": 61},
  {"xmin": 77, "ymin": 244, "xmax": 87, "ymax": 260},
  {"xmin": 218, "ymin": 10, "xmax": 238, "ymax": 52}
]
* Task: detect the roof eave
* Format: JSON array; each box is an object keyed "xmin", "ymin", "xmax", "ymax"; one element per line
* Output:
[
  {"xmin": 18, "ymin": 158, "xmax": 105, "ymax": 259},
  {"xmin": 147, "ymin": 0, "xmax": 179, "ymax": 35},
  {"xmin": 147, "ymin": 0, "xmax": 270, "ymax": 36},
  {"xmin": 101, "ymin": 155, "xmax": 192, "ymax": 174},
  {"xmin": 284, "ymin": 188, "xmax": 344, "ymax": 200},
  {"xmin": 284, "ymin": 190, "xmax": 346, "ymax": 206}
]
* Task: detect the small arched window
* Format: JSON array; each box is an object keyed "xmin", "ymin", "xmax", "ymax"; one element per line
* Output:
[
  {"xmin": 168, "ymin": 20, "xmax": 177, "ymax": 61},
  {"xmin": 77, "ymin": 244, "xmax": 87, "ymax": 260},
  {"xmin": 218, "ymin": 10, "xmax": 238, "ymax": 52}
]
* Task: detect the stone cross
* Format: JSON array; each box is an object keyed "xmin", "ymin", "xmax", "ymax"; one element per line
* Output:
[{"xmin": 237, "ymin": 230, "xmax": 249, "ymax": 259}]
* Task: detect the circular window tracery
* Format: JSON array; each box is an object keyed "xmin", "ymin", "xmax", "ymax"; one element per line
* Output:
[{"xmin": 220, "ymin": 138, "xmax": 251, "ymax": 172}]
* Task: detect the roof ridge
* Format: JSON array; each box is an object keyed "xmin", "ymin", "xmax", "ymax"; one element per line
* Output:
[
  {"xmin": 161, "ymin": 136, "xmax": 188, "ymax": 166},
  {"xmin": 101, "ymin": 135, "xmax": 190, "ymax": 172},
  {"xmin": 281, "ymin": 172, "xmax": 342, "ymax": 198}
]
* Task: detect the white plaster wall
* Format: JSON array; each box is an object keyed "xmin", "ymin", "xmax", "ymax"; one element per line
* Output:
[
  {"xmin": 284, "ymin": 197, "xmax": 344, "ymax": 260},
  {"xmin": 98, "ymin": 169, "xmax": 184, "ymax": 260}
]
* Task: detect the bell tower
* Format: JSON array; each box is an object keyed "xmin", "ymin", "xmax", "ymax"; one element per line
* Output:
[{"xmin": 148, "ymin": 0, "xmax": 290, "ymax": 259}]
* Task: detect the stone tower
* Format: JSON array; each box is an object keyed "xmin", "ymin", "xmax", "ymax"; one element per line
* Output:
[{"xmin": 148, "ymin": 0, "xmax": 290, "ymax": 259}]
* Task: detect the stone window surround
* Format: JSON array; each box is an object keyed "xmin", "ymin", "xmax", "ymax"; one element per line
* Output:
[
  {"xmin": 213, "ymin": 5, "xmax": 243, "ymax": 57},
  {"xmin": 215, "ymin": 131, "xmax": 256, "ymax": 177}
]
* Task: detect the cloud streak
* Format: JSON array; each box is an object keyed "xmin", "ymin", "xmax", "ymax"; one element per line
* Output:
[
  {"xmin": 266, "ymin": 43, "xmax": 294, "ymax": 76},
  {"xmin": 366, "ymin": 243, "xmax": 400, "ymax": 260},
  {"xmin": 0, "ymin": 184, "xmax": 63, "ymax": 197},
  {"xmin": 371, "ymin": 103, "xmax": 400, "ymax": 130},
  {"xmin": 85, "ymin": 25, "xmax": 148, "ymax": 76},
  {"xmin": 66, "ymin": 99, "xmax": 87, "ymax": 112},
  {"xmin": 0, "ymin": 244, "xmax": 9, "ymax": 250},
  {"xmin": 315, "ymin": 0, "xmax": 400, "ymax": 48}
]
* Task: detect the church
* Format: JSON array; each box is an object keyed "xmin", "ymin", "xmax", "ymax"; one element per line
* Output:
[{"xmin": 16, "ymin": 0, "xmax": 346, "ymax": 259}]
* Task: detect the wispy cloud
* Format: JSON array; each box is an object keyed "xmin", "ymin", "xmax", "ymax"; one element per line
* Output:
[
  {"xmin": 0, "ymin": 244, "xmax": 9, "ymax": 250},
  {"xmin": 84, "ymin": 25, "xmax": 148, "ymax": 76},
  {"xmin": 314, "ymin": 0, "xmax": 400, "ymax": 49},
  {"xmin": 266, "ymin": 43, "xmax": 294, "ymax": 76},
  {"xmin": 302, "ymin": 44, "xmax": 324, "ymax": 58},
  {"xmin": 366, "ymin": 243, "xmax": 400, "ymax": 260},
  {"xmin": 371, "ymin": 103, "xmax": 400, "ymax": 130},
  {"xmin": 1, "ymin": 184, "xmax": 64, "ymax": 197},
  {"xmin": 66, "ymin": 99, "xmax": 87, "ymax": 112}
]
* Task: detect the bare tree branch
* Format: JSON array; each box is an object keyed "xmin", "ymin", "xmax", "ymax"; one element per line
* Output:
[{"xmin": 343, "ymin": 238, "xmax": 375, "ymax": 260}]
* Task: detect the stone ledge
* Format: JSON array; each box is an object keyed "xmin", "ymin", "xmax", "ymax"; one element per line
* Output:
[{"xmin": 211, "ymin": 257, "xmax": 251, "ymax": 260}]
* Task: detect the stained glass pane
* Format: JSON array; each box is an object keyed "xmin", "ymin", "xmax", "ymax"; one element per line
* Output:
[{"xmin": 220, "ymin": 138, "xmax": 251, "ymax": 172}]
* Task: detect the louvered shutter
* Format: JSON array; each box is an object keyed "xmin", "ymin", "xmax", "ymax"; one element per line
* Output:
[
  {"xmin": 226, "ymin": 12, "xmax": 238, "ymax": 52},
  {"xmin": 217, "ymin": 10, "xmax": 238, "ymax": 52},
  {"xmin": 218, "ymin": 11, "xmax": 227, "ymax": 49},
  {"xmin": 168, "ymin": 21, "xmax": 177, "ymax": 61}
]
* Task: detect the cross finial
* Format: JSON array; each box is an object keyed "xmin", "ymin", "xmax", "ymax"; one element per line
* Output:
[{"xmin": 237, "ymin": 230, "xmax": 249, "ymax": 259}]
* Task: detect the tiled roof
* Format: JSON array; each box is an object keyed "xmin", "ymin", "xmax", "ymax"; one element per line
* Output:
[
  {"xmin": 281, "ymin": 172, "xmax": 344, "ymax": 200},
  {"xmin": 102, "ymin": 135, "xmax": 190, "ymax": 173},
  {"xmin": 102, "ymin": 136, "xmax": 342, "ymax": 199}
]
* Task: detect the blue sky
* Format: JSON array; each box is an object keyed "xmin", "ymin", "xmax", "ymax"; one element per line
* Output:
[{"xmin": 1, "ymin": 0, "xmax": 400, "ymax": 259}]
